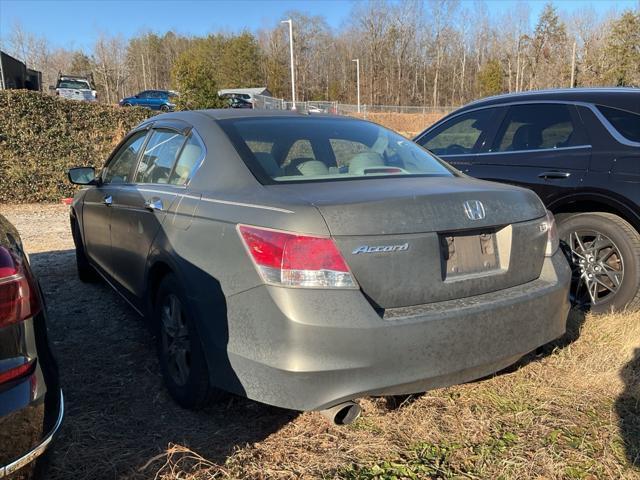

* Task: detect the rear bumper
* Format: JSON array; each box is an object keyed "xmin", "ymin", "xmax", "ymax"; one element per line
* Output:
[
  {"xmin": 215, "ymin": 250, "xmax": 571, "ymax": 411},
  {"xmin": 0, "ymin": 390, "xmax": 63, "ymax": 478}
]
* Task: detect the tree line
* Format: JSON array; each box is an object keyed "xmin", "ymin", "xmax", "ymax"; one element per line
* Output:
[{"xmin": 3, "ymin": 1, "xmax": 639, "ymax": 109}]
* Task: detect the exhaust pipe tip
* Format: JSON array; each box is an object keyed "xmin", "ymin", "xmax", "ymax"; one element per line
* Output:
[{"xmin": 319, "ymin": 401, "xmax": 362, "ymax": 425}]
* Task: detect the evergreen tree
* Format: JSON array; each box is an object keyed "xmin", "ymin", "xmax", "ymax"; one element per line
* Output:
[
  {"xmin": 604, "ymin": 11, "xmax": 640, "ymax": 86},
  {"xmin": 171, "ymin": 40, "xmax": 225, "ymax": 110},
  {"xmin": 478, "ymin": 59, "xmax": 504, "ymax": 96}
]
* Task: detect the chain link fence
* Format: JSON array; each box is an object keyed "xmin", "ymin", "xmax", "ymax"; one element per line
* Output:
[{"xmin": 252, "ymin": 94, "xmax": 454, "ymax": 118}]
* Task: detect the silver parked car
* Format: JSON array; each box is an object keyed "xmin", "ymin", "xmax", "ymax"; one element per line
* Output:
[{"xmin": 68, "ymin": 110, "xmax": 571, "ymax": 424}]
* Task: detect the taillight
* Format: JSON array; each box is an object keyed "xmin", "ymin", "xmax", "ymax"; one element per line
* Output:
[
  {"xmin": 0, "ymin": 246, "xmax": 41, "ymax": 328},
  {"xmin": 0, "ymin": 359, "xmax": 35, "ymax": 385},
  {"xmin": 541, "ymin": 211, "xmax": 559, "ymax": 257},
  {"xmin": 238, "ymin": 225, "xmax": 358, "ymax": 289}
]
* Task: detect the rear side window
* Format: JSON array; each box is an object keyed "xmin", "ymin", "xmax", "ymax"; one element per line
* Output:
[
  {"xmin": 597, "ymin": 105, "xmax": 640, "ymax": 143},
  {"xmin": 135, "ymin": 130, "xmax": 186, "ymax": 184},
  {"xmin": 169, "ymin": 134, "xmax": 205, "ymax": 186},
  {"xmin": 417, "ymin": 109, "xmax": 494, "ymax": 156},
  {"xmin": 103, "ymin": 132, "xmax": 148, "ymax": 184},
  {"xmin": 492, "ymin": 104, "xmax": 586, "ymax": 152}
]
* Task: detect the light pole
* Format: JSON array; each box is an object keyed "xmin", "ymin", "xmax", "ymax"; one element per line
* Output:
[
  {"xmin": 352, "ymin": 58, "xmax": 360, "ymax": 113},
  {"xmin": 281, "ymin": 19, "xmax": 296, "ymax": 110}
]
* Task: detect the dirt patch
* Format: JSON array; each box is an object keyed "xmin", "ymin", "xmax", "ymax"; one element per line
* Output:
[{"xmin": 1, "ymin": 204, "xmax": 638, "ymax": 479}]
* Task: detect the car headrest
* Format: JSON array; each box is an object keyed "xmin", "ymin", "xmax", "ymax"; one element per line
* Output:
[
  {"xmin": 511, "ymin": 125, "xmax": 542, "ymax": 150},
  {"xmin": 296, "ymin": 160, "xmax": 329, "ymax": 176},
  {"xmin": 348, "ymin": 151, "xmax": 385, "ymax": 175}
]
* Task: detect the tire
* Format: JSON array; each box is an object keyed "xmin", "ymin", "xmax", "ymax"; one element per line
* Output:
[
  {"xmin": 154, "ymin": 274, "xmax": 222, "ymax": 409},
  {"xmin": 123, "ymin": 102, "xmax": 132, "ymax": 107},
  {"xmin": 71, "ymin": 220, "xmax": 99, "ymax": 283},
  {"xmin": 557, "ymin": 212, "xmax": 640, "ymax": 313},
  {"xmin": 160, "ymin": 104, "xmax": 170, "ymax": 112}
]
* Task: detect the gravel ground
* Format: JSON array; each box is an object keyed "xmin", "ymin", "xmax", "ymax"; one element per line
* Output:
[{"xmin": 0, "ymin": 204, "xmax": 294, "ymax": 480}]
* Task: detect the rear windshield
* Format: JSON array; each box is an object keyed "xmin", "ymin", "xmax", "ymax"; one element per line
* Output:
[
  {"xmin": 597, "ymin": 105, "xmax": 640, "ymax": 143},
  {"xmin": 219, "ymin": 117, "xmax": 454, "ymax": 183},
  {"xmin": 58, "ymin": 80, "xmax": 91, "ymax": 89}
]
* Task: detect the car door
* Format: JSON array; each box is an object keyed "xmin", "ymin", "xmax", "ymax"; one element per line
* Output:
[
  {"xmin": 135, "ymin": 90, "xmax": 150, "ymax": 108},
  {"xmin": 82, "ymin": 130, "xmax": 149, "ymax": 275},
  {"xmin": 108, "ymin": 124, "xmax": 193, "ymax": 299},
  {"xmin": 149, "ymin": 91, "xmax": 164, "ymax": 110},
  {"xmin": 414, "ymin": 107, "xmax": 504, "ymax": 173},
  {"xmin": 471, "ymin": 103, "xmax": 591, "ymax": 205}
]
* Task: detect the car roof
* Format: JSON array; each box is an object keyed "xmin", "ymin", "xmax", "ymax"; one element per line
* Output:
[
  {"xmin": 171, "ymin": 109, "xmax": 346, "ymax": 121},
  {"xmin": 457, "ymin": 87, "xmax": 640, "ymax": 114}
]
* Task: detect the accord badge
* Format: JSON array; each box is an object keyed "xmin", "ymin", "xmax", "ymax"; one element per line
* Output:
[{"xmin": 352, "ymin": 243, "xmax": 409, "ymax": 254}]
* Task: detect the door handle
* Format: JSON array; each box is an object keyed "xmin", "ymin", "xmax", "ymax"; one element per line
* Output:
[
  {"xmin": 103, "ymin": 195, "xmax": 113, "ymax": 206},
  {"xmin": 144, "ymin": 199, "xmax": 163, "ymax": 211},
  {"xmin": 538, "ymin": 171, "xmax": 571, "ymax": 179}
]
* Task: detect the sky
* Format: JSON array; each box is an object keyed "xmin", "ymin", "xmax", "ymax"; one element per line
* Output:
[{"xmin": 0, "ymin": 0, "xmax": 638, "ymax": 51}]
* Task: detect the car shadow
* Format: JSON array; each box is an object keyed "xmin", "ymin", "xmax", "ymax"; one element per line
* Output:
[
  {"xmin": 616, "ymin": 347, "xmax": 640, "ymax": 468},
  {"xmin": 510, "ymin": 306, "xmax": 587, "ymax": 369},
  {"xmin": 30, "ymin": 249, "xmax": 296, "ymax": 480}
]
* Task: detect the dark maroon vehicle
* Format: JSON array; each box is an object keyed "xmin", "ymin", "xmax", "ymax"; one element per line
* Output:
[{"xmin": 0, "ymin": 214, "xmax": 63, "ymax": 478}]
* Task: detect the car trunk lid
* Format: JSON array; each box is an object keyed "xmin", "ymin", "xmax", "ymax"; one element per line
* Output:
[{"xmin": 269, "ymin": 177, "xmax": 549, "ymax": 308}]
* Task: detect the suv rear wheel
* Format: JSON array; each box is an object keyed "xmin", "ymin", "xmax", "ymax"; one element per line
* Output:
[
  {"xmin": 557, "ymin": 212, "xmax": 640, "ymax": 313},
  {"xmin": 154, "ymin": 274, "xmax": 224, "ymax": 409}
]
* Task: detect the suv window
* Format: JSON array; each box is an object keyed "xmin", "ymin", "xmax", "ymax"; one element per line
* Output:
[
  {"xmin": 597, "ymin": 105, "xmax": 640, "ymax": 143},
  {"xmin": 135, "ymin": 129, "xmax": 187, "ymax": 184},
  {"xmin": 103, "ymin": 132, "xmax": 148, "ymax": 184},
  {"xmin": 492, "ymin": 104, "xmax": 585, "ymax": 152},
  {"xmin": 417, "ymin": 109, "xmax": 494, "ymax": 156},
  {"xmin": 169, "ymin": 134, "xmax": 205, "ymax": 185}
]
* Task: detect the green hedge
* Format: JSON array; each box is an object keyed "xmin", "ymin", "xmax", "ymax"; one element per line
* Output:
[{"xmin": 0, "ymin": 90, "xmax": 153, "ymax": 203}]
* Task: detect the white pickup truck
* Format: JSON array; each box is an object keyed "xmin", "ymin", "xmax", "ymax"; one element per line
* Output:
[{"xmin": 54, "ymin": 75, "xmax": 97, "ymax": 102}]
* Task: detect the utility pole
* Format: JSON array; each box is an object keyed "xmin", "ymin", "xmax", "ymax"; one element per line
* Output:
[
  {"xmin": 570, "ymin": 41, "xmax": 577, "ymax": 88},
  {"xmin": 0, "ymin": 54, "xmax": 5, "ymax": 90},
  {"xmin": 281, "ymin": 19, "xmax": 296, "ymax": 110},
  {"xmin": 141, "ymin": 53, "xmax": 148, "ymax": 91},
  {"xmin": 352, "ymin": 58, "xmax": 360, "ymax": 113}
]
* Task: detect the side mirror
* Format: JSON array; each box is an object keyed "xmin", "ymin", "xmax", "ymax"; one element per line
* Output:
[
  {"xmin": 135, "ymin": 94, "xmax": 140, "ymax": 98},
  {"xmin": 68, "ymin": 167, "xmax": 97, "ymax": 185}
]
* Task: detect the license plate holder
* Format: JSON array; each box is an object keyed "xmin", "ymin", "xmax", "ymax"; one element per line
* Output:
[{"xmin": 440, "ymin": 230, "xmax": 500, "ymax": 279}]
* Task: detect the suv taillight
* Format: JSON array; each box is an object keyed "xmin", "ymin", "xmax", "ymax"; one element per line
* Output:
[
  {"xmin": 0, "ymin": 246, "xmax": 41, "ymax": 328},
  {"xmin": 238, "ymin": 225, "xmax": 358, "ymax": 289}
]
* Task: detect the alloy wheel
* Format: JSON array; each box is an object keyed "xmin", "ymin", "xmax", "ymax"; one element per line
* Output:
[
  {"xmin": 160, "ymin": 294, "xmax": 191, "ymax": 386},
  {"xmin": 566, "ymin": 230, "xmax": 624, "ymax": 308}
]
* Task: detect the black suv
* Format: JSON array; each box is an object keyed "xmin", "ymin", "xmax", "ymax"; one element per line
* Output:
[{"xmin": 415, "ymin": 88, "xmax": 640, "ymax": 313}]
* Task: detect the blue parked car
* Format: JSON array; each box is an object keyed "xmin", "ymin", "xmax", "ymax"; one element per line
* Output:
[{"xmin": 119, "ymin": 89, "xmax": 178, "ymax": 111}]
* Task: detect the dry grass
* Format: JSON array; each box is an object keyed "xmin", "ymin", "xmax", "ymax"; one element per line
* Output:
[
  {"xmin": 347, "ymin": 112, "xmax": 448, "ymax": 137},
  {"xmin": 2, "ymin": 204, "xmax": 638, "ymax": 480}
]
